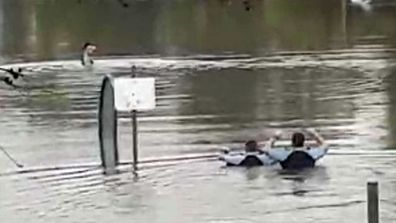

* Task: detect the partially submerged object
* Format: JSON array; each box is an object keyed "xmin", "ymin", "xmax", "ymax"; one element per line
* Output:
[{"xmin": 0, "ymin": 67, "xmax": 24, "ymax": 88}]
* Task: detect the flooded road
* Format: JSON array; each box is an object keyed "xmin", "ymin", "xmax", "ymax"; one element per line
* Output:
[{"xmin": 0, "ymin": 0, "xmax": 396, "ymax": 222}]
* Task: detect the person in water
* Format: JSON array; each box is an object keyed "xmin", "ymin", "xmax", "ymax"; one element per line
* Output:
[
  {"xmin": 244, "ymin": 140, "xmax": 260, "ymax": 152},
  {"xmin": 244, "ymin": 134, "xmax": 280, "ymax": 153},
  {"xmin": 240, "ymin": 129, "xmax": 326, "ymax": 152},
  {"xmin": 244, "ymin": 130, "xmax": 283, "ymax": 153},
  {"xmin": 263, "ymin": 128, "xmax": 326, "ymax": 150},
  {"xmin": 293, "ymin": 128, "xmax": 327, "ymax": 149},
  {"xmin": 264, "ymin": 128, "xmax": 328, "ymax": 169},
  {"xmin": 81, "ymin": 42, "xmax": 97, "ymax": 66}
]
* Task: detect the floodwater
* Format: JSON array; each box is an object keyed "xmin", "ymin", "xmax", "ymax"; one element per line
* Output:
[{"xmin": 1, "ymin": 0, "xmax": 396, "ymax": 222}]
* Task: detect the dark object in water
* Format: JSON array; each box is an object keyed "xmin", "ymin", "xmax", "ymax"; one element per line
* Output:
[
  {"xmin": 221, "ymin": 152, "xmax": 273, "ymax": 167},
  {"xmin": 238, "ymin": 155, "xmax": 264, "ymax": 166},
  {"xmin": 0, "ymin": 76, "xmax": 19, "ymax": 88},
  {"xmin": 243, "ymin": 0, "xmax": 251, "ymax": 11},
  {"xmin": 98, "ymin": 75, "xmax": 119, "ymax": 174},
  {"xmin": 0, "ymin": 67, "xmax": 24, "ymax": 79},
  {"xmin": 280, "ymin": 150, "xmax": 315, "ymax": 170},
  {"xmin": 117, "ymin": 0, "xmax": 129, "ymax": 8},
  {"xmin": 0, "ymin": 67, "xmax": 25, "ymax": 89},
  {"xmin": 3, "ymin": 76, "xmax": 13, "ymax": 86},
  {"xmin": 77, "ymin": 0, "xmax": 129, "ymax": 8}
]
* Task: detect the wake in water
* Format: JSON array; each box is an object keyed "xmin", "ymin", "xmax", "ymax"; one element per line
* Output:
[{"xmin": 1, "ymin": 45, "xmax": 393, "ymax": 75}]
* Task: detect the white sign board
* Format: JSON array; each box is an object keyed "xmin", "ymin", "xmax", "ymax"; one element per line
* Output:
[{"xmin": 114, "ymin": 77, "xmax": 156, "ymax": 111}]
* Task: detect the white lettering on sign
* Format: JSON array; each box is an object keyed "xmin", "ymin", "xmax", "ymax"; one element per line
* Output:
[{"xmin": 114, "ymin": 77, "xmax": 156, "ymax": 111}]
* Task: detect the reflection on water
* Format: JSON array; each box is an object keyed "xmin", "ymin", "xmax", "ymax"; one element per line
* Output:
[
  {"xmin": 0, "ymin": 0, "xmax": 396, "ymax": 222},
  {"xmin": 1, "ymin": 0, "xmax": 396, "ymax": 61}
]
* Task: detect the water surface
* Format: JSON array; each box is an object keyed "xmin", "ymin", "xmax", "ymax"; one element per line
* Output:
[{"xmin": 0, "ymin": 0, "xmax": 396, "ymax": 222}]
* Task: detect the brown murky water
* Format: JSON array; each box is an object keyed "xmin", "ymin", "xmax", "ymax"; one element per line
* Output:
[{"xmin": 0, "ymin": 0, "xmax": 396, "ymax": 222}]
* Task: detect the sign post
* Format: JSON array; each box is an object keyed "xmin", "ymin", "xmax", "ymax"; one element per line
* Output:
[
  {"xmin": 113, "ymin": 67, "xmax": 156, "ymax": 172},
  {"xmin": 132, "ymin": 109, "xmax": 137, "ymax": 171},
  {"xmin": 131, "ymin": 66, "xmax": 138, "ymax": 172}
]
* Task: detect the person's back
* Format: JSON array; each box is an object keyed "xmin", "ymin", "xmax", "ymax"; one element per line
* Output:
[
  {"xmin": 264, "ymin": 129, "xmax": 328, "ymax": 169},
  {"xmin": 281, "ymin": 131, "xmax": 314, "ymax": 169}
]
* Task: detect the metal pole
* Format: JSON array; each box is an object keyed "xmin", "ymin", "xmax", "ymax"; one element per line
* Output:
[
  {"xmin": 131, "ymin": 66, "xmax": 138, "ymax": 172},
  {"xmin": 367, "ymin": 181, "xmax": 379, "ymax": 223},
  {"xmin": 132, "ymin": 110, "xmax": 138, "ymax": 171}
]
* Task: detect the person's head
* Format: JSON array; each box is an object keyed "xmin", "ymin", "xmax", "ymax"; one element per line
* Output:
[
  {"xmin": 245, "ymin": 140, "xmax": 258, "ymax": 152},
  {"xmin": 82, "ymin": 42, "xmax": 97, "ymax": 54},
  {"xmin": 291, "ymin": 132, "xmax": 305, "ymax": 147}
]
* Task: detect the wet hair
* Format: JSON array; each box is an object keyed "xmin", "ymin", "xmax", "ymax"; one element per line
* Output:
[
  {"xmin": 81, "ymin": 43, "xmax": 96, "ymax": 66},
  {"xmin": 82, "ymin": 42, "xmax": 93, "ymax": 49},
  {"xmin": 245, "ymin": 140, "xmax": 258, "ymax": 152},
  {"xmin": 291, "ymin": 132, "xmax": 305, "ymax": 147}
]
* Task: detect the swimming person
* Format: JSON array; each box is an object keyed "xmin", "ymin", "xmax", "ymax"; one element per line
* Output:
[
  {"xmin": 244, "ymin": 140, "xmax": 262, "ymax": 153},
  {"xmin": 264, "ymin": 129, "xmax": 328, "ymax": 169},
  {"xmin": 219, "ymin": 138, "xmax": 276, "ymax": 166},
  {"xmin": 224, "ymin": 140, "xmax": 271, "ymax": 166},
  {"xmin": 243, "ymin": 130, "xmax": 284, "ymax": 153},
  {"xmin": 81, "ymin": 42, "xmax": 97, "ymax": 66},
  {"xmin": 263, "ymin": 129, "xmax": 327, "ymax": 150},
  {"xmin": 219, "ymin": 130, "xmax": 327, "ymax": 168},
  {"xmin": 290, "ymin": 128, "xmax": 326, "ymax": 149}
]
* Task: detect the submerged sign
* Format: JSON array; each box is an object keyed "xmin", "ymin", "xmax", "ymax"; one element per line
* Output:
[{"xmin": 113, "ymin": 77, "xmax": 156, "ymax": 111}]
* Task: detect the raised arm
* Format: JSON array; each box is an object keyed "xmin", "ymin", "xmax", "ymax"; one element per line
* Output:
[
  {"xmin": 306, "ymin": 128, "xmax": 327, "ymax": 147},
  {"xmin": 259, "ymin": 131, "xmax": 282, "ymax": 151}
]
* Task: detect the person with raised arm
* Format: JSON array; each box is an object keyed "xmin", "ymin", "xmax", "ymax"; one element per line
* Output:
[{"xmin": 264, "ymin": 129, "xmax": 329, "ymax": 169}]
